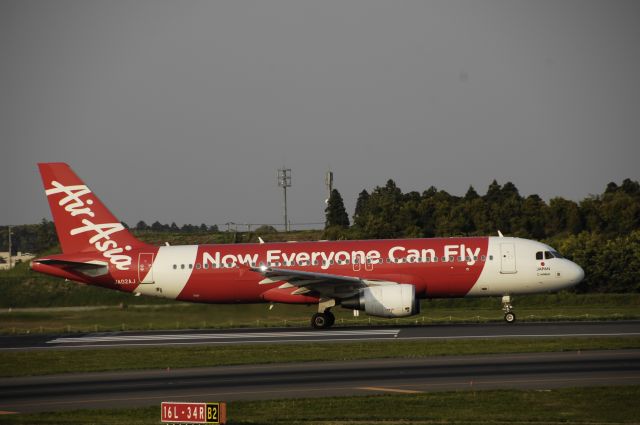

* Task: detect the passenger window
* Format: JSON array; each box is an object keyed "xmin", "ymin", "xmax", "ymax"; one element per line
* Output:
[
  {"xmin": 489, "ymin": 255, "xmax": 493, "ymax": 260},
  {"xmin": 173, "ymin": 264, "xmax": 177, "ymax": 270},
  {"xmin": 195, "ymin": 263, "xmax": 201, "ymax": 269},
  {"xmin": 481, "ymin": 255, "xmax": 486, "ymax": 261},
  {"xmin": 204, "ymin": 264, "xmax": 209, "ymax": 269},
  {"xmin": 536, "ymin": 252, "xmax": 543, "ymax": 260},
  {"xmin": 180, "ymin": 264, "xmax": 185, "ymax": 269}
]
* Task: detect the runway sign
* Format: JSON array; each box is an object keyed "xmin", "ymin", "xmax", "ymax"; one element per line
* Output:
[{"xmin": 161, "ymin": 402, "xmax": 226, "ymax": 424}]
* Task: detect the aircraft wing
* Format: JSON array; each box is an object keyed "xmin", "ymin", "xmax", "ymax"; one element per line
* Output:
[{"xmin": 250, "ymin": 266, "xmax": 394, "ymax": 299}]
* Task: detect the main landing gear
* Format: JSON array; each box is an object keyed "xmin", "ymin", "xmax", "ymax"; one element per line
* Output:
[
  {"xmin": 502, "ymin": 295, "xmax": 516, "ymax": 323},
  {"xmin": 311, "ymin": 299, "xmax": 336, "ymax": 329},
  {"xmin": 311, "ymin": 311, "xmax": 335, "ymax": 329}
]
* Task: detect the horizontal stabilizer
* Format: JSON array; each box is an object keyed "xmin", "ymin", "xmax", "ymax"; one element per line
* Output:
[{"xmin": 33, "ymin": 259, "xmax": 109, "ymax": 277}]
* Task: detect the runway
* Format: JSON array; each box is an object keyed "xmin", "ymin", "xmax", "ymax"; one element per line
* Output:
[
  {"xmin": 1, "ymin": 350, "xmax": 639, "ymax": 413},
  {"xmin": 2, "ymin": 321, "xmax": 640, "ymax": 351}
]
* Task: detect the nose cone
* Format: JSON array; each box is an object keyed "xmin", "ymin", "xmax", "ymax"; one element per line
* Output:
[{"xmin": 569, "ymin": 262, "xmax": 585, "ymax": 285}]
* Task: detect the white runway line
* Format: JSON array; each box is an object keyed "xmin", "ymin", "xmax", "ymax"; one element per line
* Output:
[
  {"xmin": 400, "ymin": 332, "xmax": 640, "ymax": 340},
  {"xmin": 47, "ymin": 329, "xmax": 400, "ymax": 344}
]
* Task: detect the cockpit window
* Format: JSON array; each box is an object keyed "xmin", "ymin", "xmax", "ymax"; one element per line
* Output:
[
  {"xmin": 537, "ymin": 250, "xmax": 565, "ymax": 260},
  {"xmin": 544, "ymin": 251, "xmax": 564, "ymax": 259}
]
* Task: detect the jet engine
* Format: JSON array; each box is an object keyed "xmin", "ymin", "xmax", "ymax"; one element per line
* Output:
[{"xmin": 341, "ymin": 284, "xmax": 420, "ymax": 318}]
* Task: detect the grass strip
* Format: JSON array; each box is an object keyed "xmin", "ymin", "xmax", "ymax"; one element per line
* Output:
[
  {"xmin": 1, "ymin": 386, "xmax": 639, "ymax": 424},
  {"xmin": 3, "ymin": 300, "xmax": 640, "ymax": 334},
  {"xmin": 2, "ymin": 337, "xmax": 640, "ymax": 378}
]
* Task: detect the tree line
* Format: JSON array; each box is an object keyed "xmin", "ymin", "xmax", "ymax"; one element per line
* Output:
[
  {"xmin": 324, "ymin": 178, "xmax": 640, "ymax": 293},
  {"xmin": 2, "ymin": 178, "xmax": 638, "ymax": 292},
  {"xmin": 131, "ymin": 221, "xmax": 220, "ymax": 233},
  {"xmin": 325, "ymin": 178, "xmax": 640, "ymax": 239}
]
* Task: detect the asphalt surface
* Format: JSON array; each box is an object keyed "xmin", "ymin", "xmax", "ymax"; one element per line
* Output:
[
  {"xmin": 2, "ymin": 320, "xmax": 640, "ymax": 350},
  {"xmin": 1, "ymin": 350, "xmax": 639, "ymax": 413}
]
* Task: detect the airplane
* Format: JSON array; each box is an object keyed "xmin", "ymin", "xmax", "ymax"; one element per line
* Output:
[{"xmin": 31, "ymin": 163, "xmax": 585, "ymax": 329}]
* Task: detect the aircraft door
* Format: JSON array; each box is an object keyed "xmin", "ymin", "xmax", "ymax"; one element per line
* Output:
[
  {"xmin": 365, "ymin": 256, "xmax": 374, "ymax": 271},
  {"xmin": 500, "ymin": 243, "xmax": 517, "ymax": 274},
  {"xmin": 138, "ymin": 253, "xmax": 155, "ymax": 284},
  {"xmin": 352, "ymin": 259, "xmax": 361, "ymax": 272}
]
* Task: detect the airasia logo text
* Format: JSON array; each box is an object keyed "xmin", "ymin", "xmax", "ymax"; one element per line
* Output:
[{"xmin": 45, "ymin": 181, "xmax": 132, "ymax": 270}]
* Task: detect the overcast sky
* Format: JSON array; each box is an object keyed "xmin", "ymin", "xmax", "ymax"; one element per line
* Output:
[{"xmin": 2, "ymin": 0, "xmax": 639, "ymax": 228}]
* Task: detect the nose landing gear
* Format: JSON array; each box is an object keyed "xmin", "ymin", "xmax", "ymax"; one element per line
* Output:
[{"xmin": 502, "ymin": 295, "xmax": 516, "ymax": 323}]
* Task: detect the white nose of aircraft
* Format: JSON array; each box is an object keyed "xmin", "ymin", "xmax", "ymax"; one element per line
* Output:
[{"xmin": 568, "ymin": 261, "xmax": 585, "ymax": 286}]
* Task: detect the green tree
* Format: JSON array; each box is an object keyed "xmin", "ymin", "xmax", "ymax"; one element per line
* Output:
[
  {"xmin": 135, "ymin": 221, "xmax": 149, "ymax": 231},
  {"xmin": 353, "ymin": 190, "xmax": 370, "ymax": 228},
  {"xmin": 361, "ymin": 180, "xmax": 404, "ymax": 238},
  {"xmin": 255, "ymin": 225, "xmax": 278, "ymax": 234},
  {"xmin": 518, "ymin": 195, "xmax": 547, "ymax": 239},
  {"xmin": 557, "ymin": 231, "xmax": 640, "ymax": 293},
  {"xmin": 36, "ymin": 218, "xmax": 57, "ymax": 251},
  {"xmin": 464, "ymin": 185, "xmax": 479, "ymax": 200},
  {"xmin": 547, "ymin": 198, "xmax": 582, "ymax": 235},
  {"xmin": 325, "ymin": 189, "xmax": 350, "ymax": 228}
]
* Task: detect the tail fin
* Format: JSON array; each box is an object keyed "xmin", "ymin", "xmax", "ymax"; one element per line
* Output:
[{"xmin": 38, "ymin": 163, "xmax": 148, "ymax": 261}]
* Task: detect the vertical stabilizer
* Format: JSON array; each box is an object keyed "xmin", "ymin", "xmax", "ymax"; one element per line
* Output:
[{"xmin": 38, "ymin": 163, "xmax": 148, "ymax": 261}]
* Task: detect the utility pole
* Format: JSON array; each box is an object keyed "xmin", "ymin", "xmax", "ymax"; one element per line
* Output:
[
  {"xmin": 324, "ymin": 170, "xmax": 334, "ymax": 228},
  {"xmin": 325, "ymin": 170, "xmax": 334, "ymax": 203},
  {"xmin": 277, "ymin": 168, "xmax": 291, "ymax": 232},
  {"xmin": 7, "ymin": 225, "xmax": 12, "ymax": 270}
]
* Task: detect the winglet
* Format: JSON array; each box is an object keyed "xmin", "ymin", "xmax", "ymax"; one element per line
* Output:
[{"xmin": 497, "ymin": 230, "xmax": 504, "ymax": 238}]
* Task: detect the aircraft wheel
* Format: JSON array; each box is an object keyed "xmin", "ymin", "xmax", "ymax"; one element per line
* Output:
[
  {"xmin": 311, "ymin": 312, "xmax": 332, "ymax": 329},
  {"xmin": 325, "ymin": 311, "xmax": 335, "ymax": 327},
  {"xmin": 504, "ymin": 312, "xmax": 516, "ymax": 324}
]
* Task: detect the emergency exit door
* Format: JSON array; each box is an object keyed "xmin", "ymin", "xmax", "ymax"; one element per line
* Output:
[{"xmin": 138, "ymin": 253, "xmax": 155, "ymax": 284}]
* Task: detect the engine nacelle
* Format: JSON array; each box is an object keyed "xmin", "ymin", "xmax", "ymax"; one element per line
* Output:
[{"xmin": 341, "ymin": 284, "xmax": 420, "ymax": 318}]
